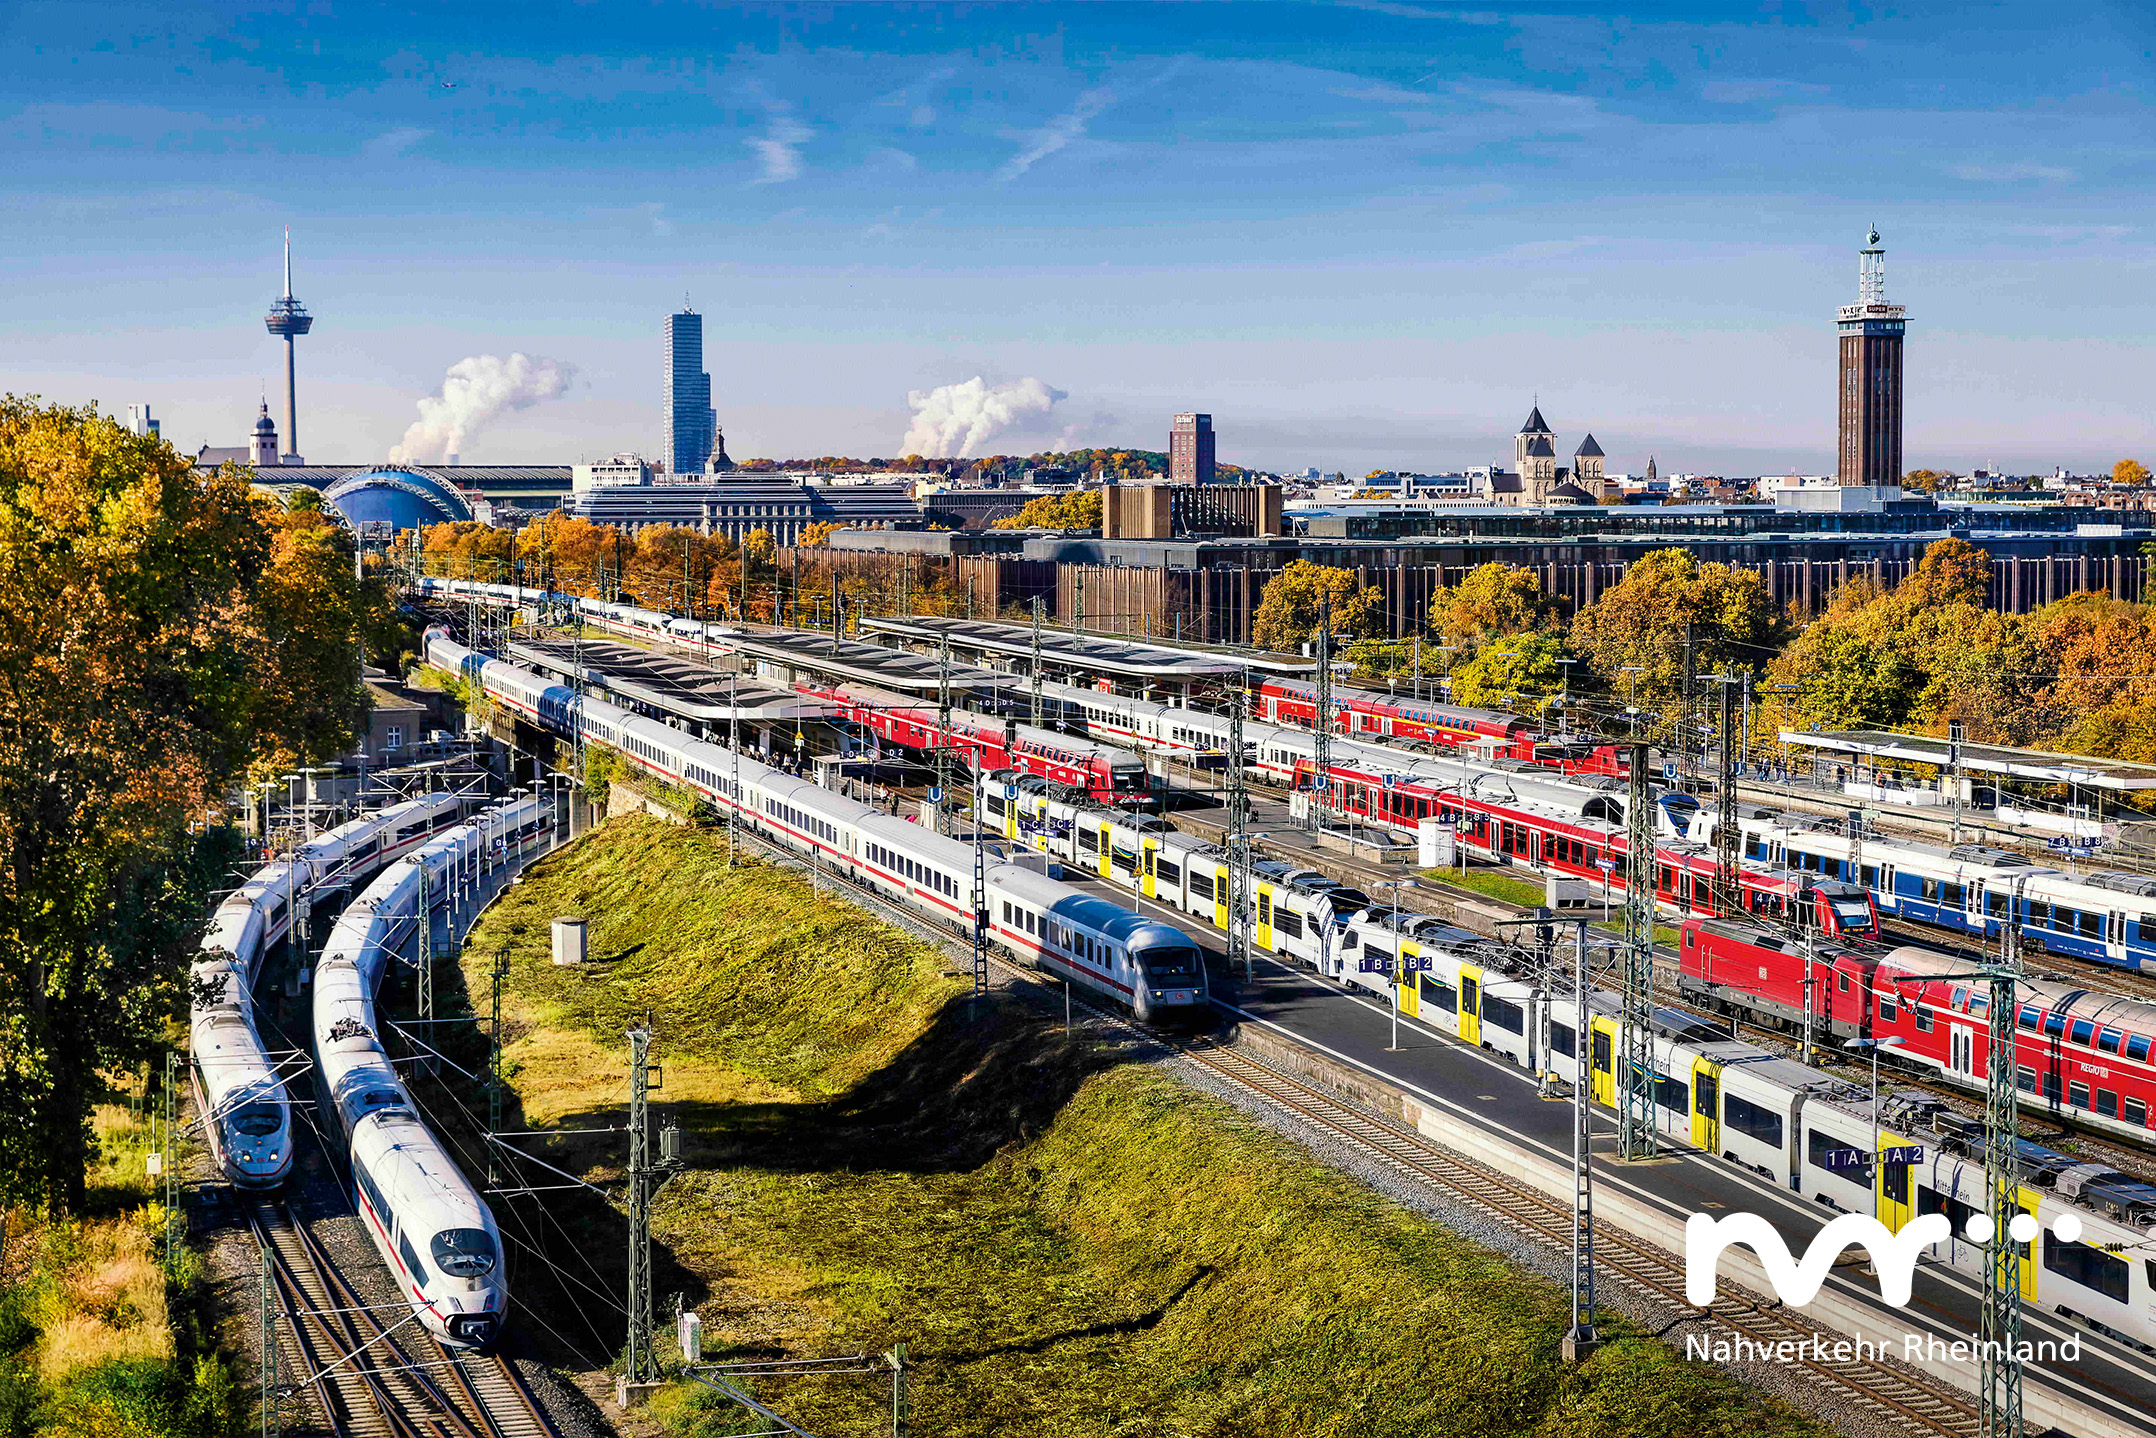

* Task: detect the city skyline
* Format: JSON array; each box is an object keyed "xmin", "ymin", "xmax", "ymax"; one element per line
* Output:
[{"xmin": 3, "ymin": 2, "xmax": 2152, "ymax": 474}]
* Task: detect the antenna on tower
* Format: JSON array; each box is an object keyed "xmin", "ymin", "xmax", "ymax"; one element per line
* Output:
[{"xmin": 283, "ymin": 226, "xmax": 293, "ymax": 300}]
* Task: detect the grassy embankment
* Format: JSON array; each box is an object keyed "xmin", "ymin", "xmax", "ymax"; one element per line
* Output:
[
  {"xmin": 0, "ymin": 1088, "xmax": 243, "ymax": 1438},
  {"xmin": 460, "ymin": 814, "xmax": 1828, "ymax": 1438}
]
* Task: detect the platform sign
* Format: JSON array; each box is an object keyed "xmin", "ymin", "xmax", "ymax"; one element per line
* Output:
[
  {"xmin": 1822, "ymin": 1144, "xmax": 1925, "ymax": 1170},
  {"xmin": 1882, "ymin": 1144, "xmax": 1925, "ymax": 1166},
  {"xmin": 1383, "ymin": 773, "xmax": 1398, "ymax": 789},
  {"xmin": 927, "ymin": 786, "xmax": 944, "ymax": 804},
  {"xmin": 1595, "ymin": 857, "xmax": 1618, "ymax": 873},
  {"xmin": 1663, "ymin": 761, "xmax": 1679, "ymax": 782},
  {"xmin": 1819, "ymin": 1147, "xmax": 1869, "ymax": 1170}
]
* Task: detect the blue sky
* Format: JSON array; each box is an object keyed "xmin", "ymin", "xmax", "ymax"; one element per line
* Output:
[{"xmin": 3, "ymin": 1, "xmax": 2151, "ymax": 474}]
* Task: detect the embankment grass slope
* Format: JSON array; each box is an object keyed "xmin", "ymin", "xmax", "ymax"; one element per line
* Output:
[{"xmin": 465, "ymin": 816, "xmax": 1827, "ymax": 1438}]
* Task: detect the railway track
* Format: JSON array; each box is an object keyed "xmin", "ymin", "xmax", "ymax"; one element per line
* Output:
[
  {"xmin": 251, "ymin": 1198, "xmax": 556, "ymax": 1438},
  {"xmin": 717, "ymin": 812, "xmax": 1985, "ymax": 1437}
]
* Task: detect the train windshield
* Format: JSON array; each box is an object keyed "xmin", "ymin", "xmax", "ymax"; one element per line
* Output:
[
  {"xmin": 1112, "ymin": 769, "xmax": 1150, "ymax": 792},
  {"xmin": 430, "ymin": 1228, "xmax": 498, "ymax": 1278},
  {"xmin": 1832, "ymin": 898, "xmax": 1876, "ymax": 929},
  {"xmin": 1139, "ymin": 945, "xmax": 1203, "ymax": 981},
  {"xmin": 230, "ymin": 1101, "xmax": 282, "ymax": 1138}
]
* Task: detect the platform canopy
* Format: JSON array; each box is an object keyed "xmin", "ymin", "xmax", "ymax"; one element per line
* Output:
[
  {"xmin": 1779, "ymin": 729, "xmax": 2156, "ymax": 792},
  {"xmin": 725, "ymin": 626, "xmax": 1019, "ymax": 696},
  {"xmin": 862, "ymin": 615, "xmax": 1311, "ymax": 681}
]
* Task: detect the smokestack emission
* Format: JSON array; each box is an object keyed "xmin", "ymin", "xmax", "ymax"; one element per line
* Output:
[
  {"xmin": 389, "ymin": 353, "xmax": 575, "ymax": 465},
  {"xmin": 900, "ymin": 376, "xmax": 1066, "ymax": 458}
]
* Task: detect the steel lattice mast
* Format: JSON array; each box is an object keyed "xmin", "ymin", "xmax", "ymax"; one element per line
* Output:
[
  {"xmin": 1309, "ymin": 592, "xmax": 1332, "ymax": 834},
  {"xmin": 1713, "ymin": 678, "xmax": 1740, "ymax": 915},
  {"xmin": 1619, "ymin": 741, "xmax": 1658, "ymax": 1159},
  {"xmin": 933, "ymin": 628, "xmax": 954, "ymax": 837},
  {"xmin": 1982, "ymin": 925, "xmax": 2024, "ymax": 1438},
  {"xmin": 1227, "ymin": 673, "xmax": 1252, "ymax": 981}
]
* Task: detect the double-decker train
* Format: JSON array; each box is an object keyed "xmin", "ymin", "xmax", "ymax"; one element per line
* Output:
[
  {"xmin": 1256, "ymin": 678, "xmax": 1628, "ymax": 777},
  {"xmin": 1678, "ymin": 916, "xmax": 2156, "ymax": 1147},
  {"xmin": 313, "ymin": 793, "xmax": 556, "ymax": 1347},
  {"xmin": 429, "ymin": 631, "xmax": 1210, "ymax": 1024},
  {"xmin": 193, "ymin": 795, "xmax": 465, "ymax": 1188}
]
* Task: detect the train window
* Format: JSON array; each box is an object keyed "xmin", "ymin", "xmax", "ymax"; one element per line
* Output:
[
  {"xmin": 397, "ymin": 1231, "xmax": 430, "ymax": 1284},
  {"xmin": 2016, "ymin": 1067, "xmax": 2036, "ymax": 1092},
  {"xmin": 1918, "ymin": 877, "xmax": 1940, "ymax": 902},
  {"xmin": 1276, "ymin": 910, "xmax": 1304, "ymax": 941},
  {"xmin": 1914, "ymin": 1007, "xmax": 1933, "ymax": 1033},
  {"xmin": 2070, "ymin": 1019, "xmax": 2096, "ymax": 1046},
  {"xmin": 1807, "ymin": 1128, "xmax": 1870, "ymax": 1184},
  {"xmin": 1941, "ymin": 882, "xmax": 1966, "ymax": 909},
  {"xmin": 2017, "ymin": 1006, "xmax": 2040, "ymax": 1031},
  {"xmin": 2044, "ymin": 1071, "xmax": 2062, "ymax": 1101},
  {"xmin": 2127, "ymin": 1097, "xmax": 2150, "ymax": 1127},
  {"xmin": 1724, "ymin": 1093, "xmax": 1784, "ymax": 1147},
  {"xmin": 2069, "ymin": 1081, "xmax": 2092, "ymax": 1108},
  {"xmin": 230, "ymin": 1102, "xmax": 282, "ymax": 1138},
  {"xmin": 430, "ymin": 1228, "xmax": 498, "ymax": 1278},
  {"xmin": 2098, "ymin": 1028, "xmax": 2125, "ymax": 1054},
  {"xmin": 1861, "ymin": 865, "xmax": 1880, "ymax": 891},
  {"xmin": 1837, "ymin": 973, "xmax": 1850, "ymax": 993},
  {"xmin": 1002, "ymin": 902, "xmax": 1013, "ymax": 924},
  {"xmin": 1419, "ymin": 972, "xmax": 1457, "ymax": 1015},
  {"xmin": 1878, "ymin": 992, "xmax": 1897, "ymax": 1022},
  {"xmin": 2079, "ymin": 910, "xmax": 2104, "ymax": 939},
  {"xmin": 2043, "ymin": 1231, "xmax": 2130, "ymax": 1305},
  {"xmin": 1654, "ymin": 1075, "xmax": 1688, "ymax": 1115},
  {"xmin": 2129, "ymin": 1036, "xmax": 2154, "ymax": 1062},
  {"xmin": 2043, "ymin": 1011, "xmax": 2067, "ymax": 1037},
  {"xmin": 1482, "ymin": 995, "xmax": 1525, "ymax": 1035},
  {"xmin": 2098, "ymin": 1089, "xmax": 2119, "ymax": 1118},
  {"xmin": 1549, "ymin": 1022, "xmax": 1576, "ymax": 1060}
]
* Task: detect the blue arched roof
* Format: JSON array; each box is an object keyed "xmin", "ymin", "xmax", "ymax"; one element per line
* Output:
[{"xmin": 321, "ymin": 467, "xmax": 473, "ymax": 530}]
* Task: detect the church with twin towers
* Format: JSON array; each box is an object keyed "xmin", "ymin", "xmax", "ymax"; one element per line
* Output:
[{"xmin": 1489, "ymin": 405, "xmax": 1612, "ymax": 506}]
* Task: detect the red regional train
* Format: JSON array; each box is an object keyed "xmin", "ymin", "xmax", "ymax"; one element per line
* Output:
[
  {"xmin": 1678, "ymin": 916, "xmax": 2156, "ymax": 1144},
  {"xmin": 1259, "ymin": 678, "xmax": 1627, "ymax": 778},
  {"xmin": 801, "ymin": 681, "xmax": 1154, "ymax": 806}
]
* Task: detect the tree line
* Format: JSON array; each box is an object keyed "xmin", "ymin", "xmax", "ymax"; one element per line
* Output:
[
  {"xmin": 1252, "ymin": 538, "xmax": 2156, "ymax": 770},
  {"xmin": 0, "ymin": 398, "xmax": 399, "ymax": 1210}
]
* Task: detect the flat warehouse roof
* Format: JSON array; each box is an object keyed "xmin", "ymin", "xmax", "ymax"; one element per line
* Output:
[
  {"xmin": 1780, "ymin": 729, "xmax": 2156, "ymax": 791},
  {"xmin": 861, "ymin": 615, "xmax": 1311, "ymax": 679}
]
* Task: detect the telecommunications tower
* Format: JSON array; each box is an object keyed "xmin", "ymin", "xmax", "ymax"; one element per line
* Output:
[{"xmin": 262, "ymin": 226, "xmax": 314, "ymax": 465}]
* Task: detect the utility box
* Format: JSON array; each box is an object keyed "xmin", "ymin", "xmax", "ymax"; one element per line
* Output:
[
  {"xmin": 550, "ymin": 916, "xmax": 588, "ymax": 966},
  {"xmin": 679, "ymin": 1310, "xmax": 702, "ymax": 1363},
  {"xmin": 1417, "ymin": 817, "xmax": 1457, "ymax": 869},
  {"xmin": 1545, "ymin": 876, "xmax": 1600, "ymax": 912}
]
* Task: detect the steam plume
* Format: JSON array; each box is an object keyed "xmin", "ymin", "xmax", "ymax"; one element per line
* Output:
[
  {"xmin": 900, "ymin": 376, "xmax": 1067, "ymax": 458},
  {"xmin": 388, "ymin": 353, "xmax": 576, "ymax": 464}
]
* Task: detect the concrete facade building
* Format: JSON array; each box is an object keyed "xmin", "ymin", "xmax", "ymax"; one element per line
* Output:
[
  {"xmin": 1836, "ymin": 229, "xmax": 1907, "ymax": 487},
  {"xmin": 1169, "ymin": 412, "xmax": 1216, "ymax": 485},
  {"xmin": 664, "ymin": 306, "xmax": 715, "ymax": 477},
  {"xmin": 1102, "ymin": 482, "xmax": 1283, "ymax": 539}
]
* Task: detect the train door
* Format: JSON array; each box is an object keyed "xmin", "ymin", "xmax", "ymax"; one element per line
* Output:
[
  {"xmin": 1589, "ymin": 1018, "xmax": 1617, "ymax": 1108},
  {"xmin": 1877, "ymin": 1128, "xmax": 1916, "ymax": 1231},
  {"xmin": 1140, "ymin": 837, "xmax": 1159, "ymax": 900},
  {"xmin": 1397, "ymin": 940, "xmax": 1420, "ymax": 1016},
  {"xmin": 1950, "ymin": 1024, "xmax": 1976, "ymax": 1078},
  {"xmin": 1691, "ymin": 1058, "xmax": 1722, "ymax": 1153},
  {"xmin": 1458, "ymin": 969, "xmax": 1482, "ymax": 1046},
  {"xmin": 1211, "ymin": 862, "xmax": 1229, "ymax": 931},
  {"xmin": 2013, "ymin": 1186, "xmax": 2040, "ymax": 1299},
  {"xmin": 2108, "ymin": 909, "xmax": 2129, "ymax": 966},
  {"xmin": 1095, "ymin": 820, "xmax": 1114, "ymax": 879},
  {"xmin": 1255, "ymin": 887, "xmax": 1275, "ymax": 951}
]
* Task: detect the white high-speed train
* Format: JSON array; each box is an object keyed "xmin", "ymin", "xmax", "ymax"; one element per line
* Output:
[
  {"xmin": 313, "ymin": 793, "xmax": 555, "ymax": 1347},
  {"xmin": 193, "ymin": 795, "xmax": 464, "ymax": 1187},
  {"xmin": 427, "ymin": 629, "xmax": 1211, "ymax": 1024}
]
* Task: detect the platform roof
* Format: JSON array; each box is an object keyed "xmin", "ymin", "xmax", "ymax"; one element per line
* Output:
[
  {"xmin": 1779, "ymin": 729, "xmax": 2156, "ymax": 792},
  {"xmin": 860, "ymin": 615, "xmax": 1312, "ymax": 680},
  {"xmin": 509, "ymin": 638, "xmax": 831, "ymax": 725},
  {"xmin": 724, "ymin": 625, "xmax": 1019, "ymax": 696}
]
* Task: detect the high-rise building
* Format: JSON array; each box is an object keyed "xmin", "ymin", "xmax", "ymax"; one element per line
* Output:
[
  {"xmin": 664, "ymin": 304, "xmax": 714, "ymax": 477},
  {"xmin": 262, "ymin": 226, "xmax": 312, "ymax": 465},
  {"xmin": 1836, "ymin": 229, "xmax": 1907, "ymax": 487},
  {"xmin": 1170, "ymin": 412, "xmax": 1215, "ymax": 485},
  {"xmin": 124, "ymin": 405, "xmax": 159, "ymax": 439}
]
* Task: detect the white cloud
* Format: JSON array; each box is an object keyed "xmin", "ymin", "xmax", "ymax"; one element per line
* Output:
[
  {"xmin": 361, "ymin": 125, "xmax": 430, "ymax": 160},
  {"xmin": 1950, "ymin": 161, "xmax": 2076, "ymax": 182},
  {"xmin": 996, "ymin": 88, "xmax": 1115, "ymax": 182},
  {"xmin": 746, "ymin": 104, "xmax": 813, "ymax": 184},
  {"xmin": 900, "ymin": 376, "xmax": 1067, "ymax": 457}
]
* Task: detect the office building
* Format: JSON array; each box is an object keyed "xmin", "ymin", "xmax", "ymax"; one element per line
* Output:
[
  {"xmin": 124, "ymin": 405, "xmax": 159, "ymax": 439},
  {"xmin": 1837, "ymin": 229, "xmax": 1907, "ymax": 487},
  {"xmin": 1169, "ymin": 412, "xmax": 1216, "ymax": 485},
  {"xmin": 664, "ymin": 305, "xmax": 715, "ymax": 477}
]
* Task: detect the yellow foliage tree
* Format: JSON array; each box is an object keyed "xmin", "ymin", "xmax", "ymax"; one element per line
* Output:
[
  {"xmin": 992, "ymin": 489, "xmax": 1104, "ymax": 530},
  {"xmin": 2114, "ymin": 459, "xmax": 2152, "ymax": 487},
  {"xmin": 1250, "ymin": 561, "xmax": 1387, "ymax": 653}
]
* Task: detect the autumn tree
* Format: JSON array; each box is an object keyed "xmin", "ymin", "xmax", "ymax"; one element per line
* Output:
[
  {"xmin": 1569, "ymin": 548, "xmax": 1779, "ymax": 713},
  {"xmin": 1446, "ymin": 632, "xmax": 1569, "ymax": 716},
  {"xmin": 1250, "ymin": 561, "xmax": 1386, "ymax": 653},
  {"xmin": 0, "ymin": 398, "xmax": 377, "ymax": 1208},
  {"xmin": 2114, "ymin": 459, "xmax": 2152, "ymax": 487},
  {"xmin": 798, "ymin": 520, "xmax": 841, "ymax": 547},
  {"xmin": 1901, "ymin": 469, "xmax": 1950, "ymax": 492},
  {"xmin": 1425, "ymin": 564, "xmax": 1562, "ymax": 657},
  {"xmin": 992, "ymin": 489, "xmax": 1104, "ymax": 530}
]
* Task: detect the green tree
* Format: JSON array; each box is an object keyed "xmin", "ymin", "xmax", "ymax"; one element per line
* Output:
[
  {"xmin": 1250, "ymin": 561, "xmax": 1386, "ymax": 653},
  {"xmin": 1569, "ymin": 548, "xmax": 1778, "ymax": 714},
  {"xmin": 1446, "ymin": 632, "xmax": 1569, "ymax": 716}
]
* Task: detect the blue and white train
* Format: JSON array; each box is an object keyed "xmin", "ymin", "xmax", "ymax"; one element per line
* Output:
[
  {"xmin": 193, "ymin": 795, "xmax": 464, "ymax": 1187},
  {"xmin": 313, "ymin": 793, "xmax": 555, "ymax": 1346},
  {"xmin": 427, "ymin": 628, "xmax": 1210, "ymax": 1024}
]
